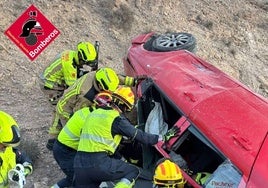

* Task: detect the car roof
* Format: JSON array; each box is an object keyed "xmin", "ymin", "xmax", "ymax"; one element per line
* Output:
[{"xmin": 128, "ymin": 33, "xmax": 268, "ymax": 178}]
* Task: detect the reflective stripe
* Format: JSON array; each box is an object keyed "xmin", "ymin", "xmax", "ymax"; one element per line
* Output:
[
  {"xmin": 58, "ymin": 107, "xmax": 92, "ymax": 149},
  {"xmin": 43, "ymin": 51, "xmax": 78, "ymax": 89},
  {"xmin": 62, "ymin": 126, "xmax": 79, "ymax": 141},
  {"xmin": 57, "ymin": 75, "xmax": 88, "ymax": 118},
  {"xmin": 124, "ymin": 76, "xmax": 134, "ymax": 86},
  {"xmin": 80, "ymin": 133, "xmax": 118, "ymax": 150},
  {"xmin": 61, "ymin": 108, "xmax": 89, "ymax": 140},
  {"xmin": 43, "ymin": 57, "xmax": 62, "ymax": 88},
  {"xmin": 78, "ymin": 108, "xmax": 121, "ymax": 153},
  {"xmin": 44, "ymin": 56, "xmax": 61, "ymax": 77}
]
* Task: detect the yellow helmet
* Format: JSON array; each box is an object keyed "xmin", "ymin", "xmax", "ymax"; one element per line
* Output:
[
  {"xmin": 153, "ymin": 158, "xmax": 185, "ymax": 188},
  {"xmin": 95, "ymin": 68, "xmax": 119, "ymax": 92},
  {"xmin": 77, "ymin": 42, "xmax": 97, "ymax": 66},
  {"xmin": 112, "ymin": 86, "xmax": 135, "ymax": 112},
  {"xmin": 93, "ymin": 91, "xmax": 112, "ymax": 107},
  {"xmin": 0, "ymin": 111, "xmax": 21, "ymax": 147}
]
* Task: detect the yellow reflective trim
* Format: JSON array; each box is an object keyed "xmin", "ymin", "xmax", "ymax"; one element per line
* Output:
[
  {"xmin": 57, "ymin": 75, "xmax": 88, "ymax": 117},
  {"xmin": 80, "ymin": 133, "xmax": 118, "ymax": 150},
  {"xmin": 62, "ymin": 126, "xmax": 79, "ymax": 140},
  {"xmin": 43, "ymin": 57, "xmax": 61, "ymax": 76}
]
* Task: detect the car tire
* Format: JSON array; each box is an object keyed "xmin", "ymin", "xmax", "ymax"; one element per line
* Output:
[{"xmin": 151, "ymin": 32, "xmax": 196, "ymax": 53}]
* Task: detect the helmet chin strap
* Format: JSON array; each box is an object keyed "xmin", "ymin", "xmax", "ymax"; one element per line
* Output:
[
  {"xmin": 111, "ymin": 103, "xmax": 122, "ymax": 113},
  {"xmin": 93, "ymin": 79, "xmax": 102, "ymax": 92}
]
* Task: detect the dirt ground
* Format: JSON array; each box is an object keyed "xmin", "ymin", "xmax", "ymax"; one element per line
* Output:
[{"xmin": 0, "ymin": 0, "xmax": 267, "ymax": 187}]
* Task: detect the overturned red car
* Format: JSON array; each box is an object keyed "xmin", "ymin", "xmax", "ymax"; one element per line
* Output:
[{"xmin": 123, "ymin": 32, "xmax": 268, "ymax": 187}]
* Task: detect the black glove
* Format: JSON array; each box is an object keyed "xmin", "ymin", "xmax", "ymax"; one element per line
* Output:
[{"xmin": 163, "ymin": 126, "xmax": 181, "ymax": 142}]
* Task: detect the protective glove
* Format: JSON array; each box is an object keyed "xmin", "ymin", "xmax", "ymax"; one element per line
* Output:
[
  {"xmin": 23, "ymin": 162, "xmax": 33, "ymax": 176},
  {"xmin": 124, "ymin": 75, "xmax": 148, "ymax": 87},
  {"xmin": 8, "ymin": 164, "xmax": 26, "ymax": 187},
  {"xmin": 163, "ymin": 126, "xmax": 181, "ymax": 142}
]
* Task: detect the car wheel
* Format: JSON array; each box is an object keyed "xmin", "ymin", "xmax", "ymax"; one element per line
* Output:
[{"xmin": 152, "ymin": 32, "xmax": 196, "ymax": 52}]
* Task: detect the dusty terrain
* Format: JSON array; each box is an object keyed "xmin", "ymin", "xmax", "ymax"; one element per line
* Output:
[{"xmin": 0, "ymin": 0, "xmax": 267, "ymax": 187}]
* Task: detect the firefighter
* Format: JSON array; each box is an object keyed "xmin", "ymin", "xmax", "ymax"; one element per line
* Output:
[
  {"xmin": 0, "ymin": 111, "xmax": 33, "ymax": 188},
  {"xmin": 153, "ymin": 158, "xmax": 186, "ymax": 188},
  {"xmin": 73, "ymin": 86, "xmax": 159, "ymax": 188},
  {"xmin": 51, "ymin": 92, "xmax": 112, "ymax": 188},
  {"xmin": 46, "ymin": 67, "xmax": 145, "ymax": 150},
  {"xmin": 39, "ymin": 41, "xmax": 98, "ymax": 105}
]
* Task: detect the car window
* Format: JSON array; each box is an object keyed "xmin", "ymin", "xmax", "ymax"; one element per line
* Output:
[
  {"xmin": 138, "ymin": 79, "xmax": 183, "ymax": 129},
  {"xmin": 137, "ymin": 81, "xmax": 184, "ymax": 171},
  {"xmin": 137, "ymin": 80, "xmax": 244, "ymax": 187},
  {"xmin": 188, "ymin": 126, "xmax": 225, "ymax": 159}
]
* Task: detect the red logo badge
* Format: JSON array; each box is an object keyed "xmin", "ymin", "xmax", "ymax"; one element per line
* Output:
[{"xmin": 5, "ymin": 4, "xmax": 60, "ymax": 61}]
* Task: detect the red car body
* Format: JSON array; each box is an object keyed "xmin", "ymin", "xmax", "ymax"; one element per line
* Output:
[{"xmin": 123, "ymin": 32, "xmax": 268, "ymax": 187}]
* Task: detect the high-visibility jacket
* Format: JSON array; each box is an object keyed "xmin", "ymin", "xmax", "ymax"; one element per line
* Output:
[
  {"xmin": 57, "ymin": 107, "xmax": 93, "ymax": 150},
  {"xmin": 42, "ymin": 50, "xmax": 79, "ymax": 89},
  {"xmin": 57, "ymin": 72, "xmax": 96, "ymax": 121},
  {"xmin": 56, "ymin": 73, "xmax": 134, "ymax": 123},
  {"xmin": 78, "ymin": 108, "xmax": 122, "ymax": 154},
  {"xmin": 0, "ymin": 112, "xmax": 33, "ymax": 187},
  {"xmin": 0, "ymin": 147, "xmax": 16, "ymax": 188}
]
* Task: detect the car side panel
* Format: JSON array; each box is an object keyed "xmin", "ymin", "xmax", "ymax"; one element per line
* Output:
[
  {"xmin": 247, "ymin": 133, "xmax": 268, "ymax": 187},
  {"xmin": 127, "ymin": 46, "xmax": 240, "ymax": 115},
  {"xmin": 188, "ymin": 87, "xmax": 268, "ymax": 178}
]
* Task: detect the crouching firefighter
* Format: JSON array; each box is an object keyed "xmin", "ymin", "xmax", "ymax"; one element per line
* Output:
[
  {"xmin": 51, "ymin": 91, "xmax": 112, "ymax": 188},
  {"xmin": 0, "ymin": 111, "xmax": 33, "ymax": 188},
  {"xmin": 73, "ymin": 86, "xmax": 159, "ymax": 188}
]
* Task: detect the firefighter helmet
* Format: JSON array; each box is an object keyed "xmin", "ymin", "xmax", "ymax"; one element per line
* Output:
[
  {"xmin": 153, "ymin": 158, "xmax": 185, "ymax": 188},
  {"xmin": 95, "ymin": 68, "xmax": 119, "ymax": 92},
  {"xmin": 77, "ymin": 42, "xmax": 97, "ymax": 66},
  {"xmin": 112, "ymin": 86, "xmax": 135, "ymax": 112},
  {"xmin": 0, "ymin": 111, "xmax": 21, "ymax": 147},
  {"xmin": 93, "ymin": 91, "xmax": 112, "ymax": 107}
]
